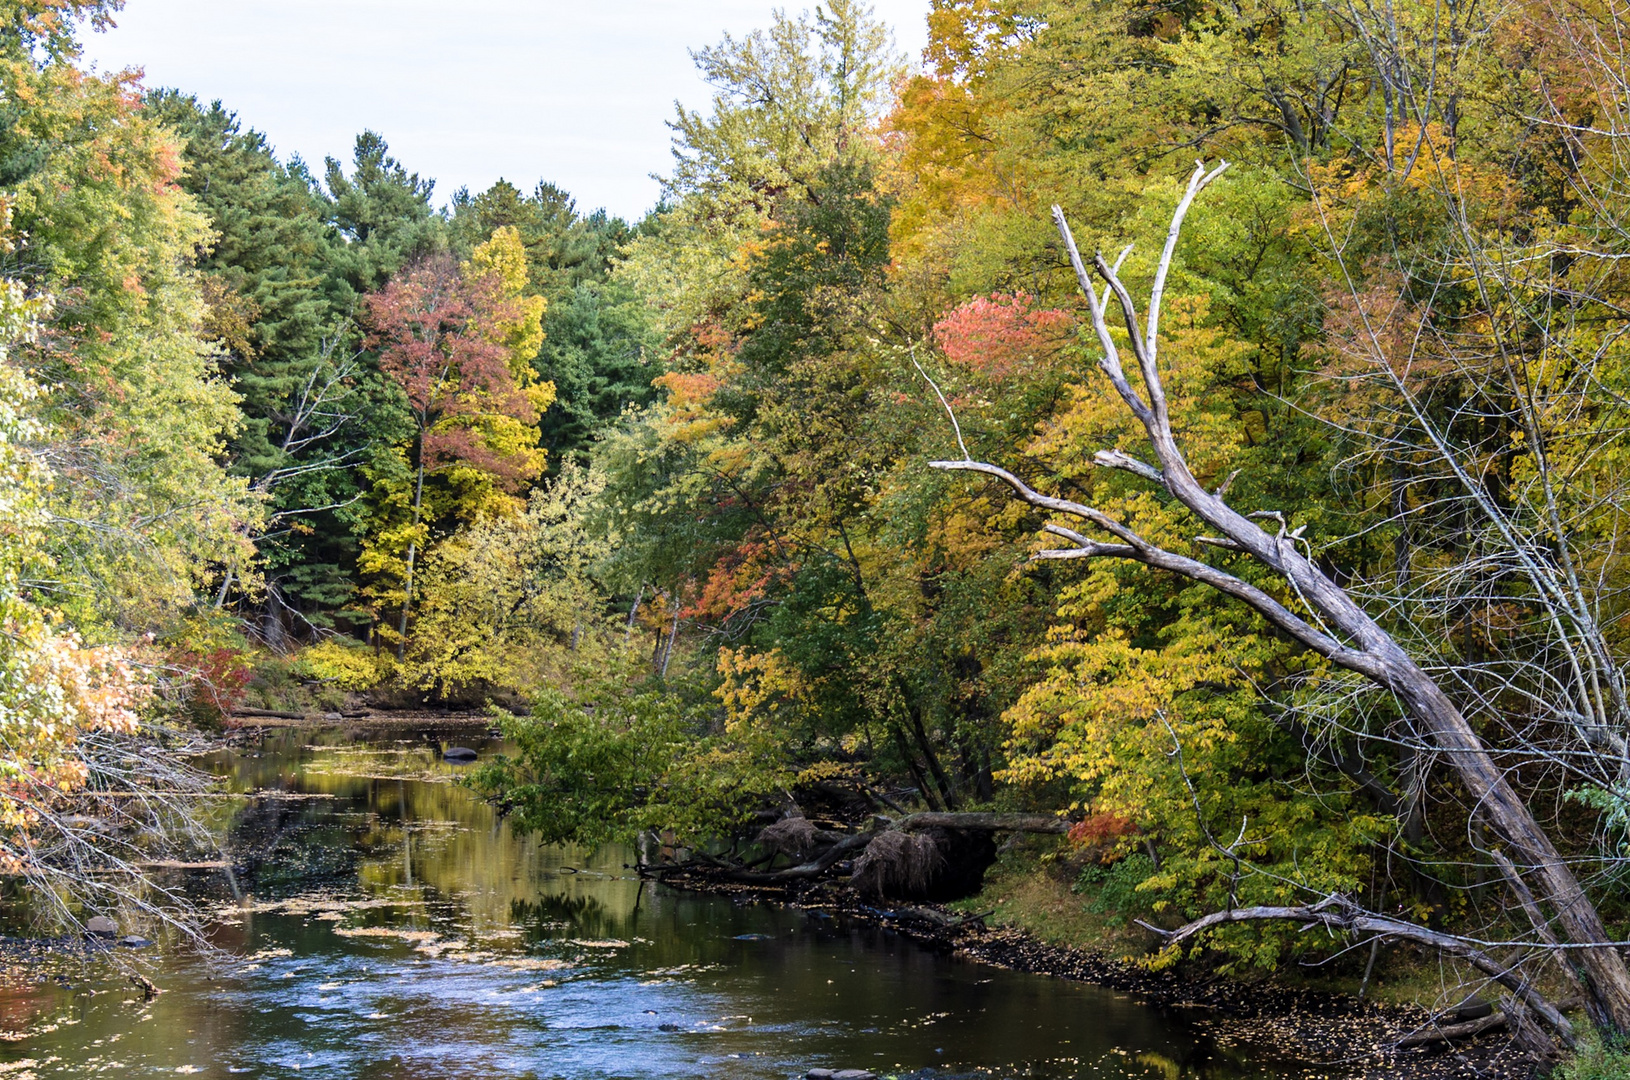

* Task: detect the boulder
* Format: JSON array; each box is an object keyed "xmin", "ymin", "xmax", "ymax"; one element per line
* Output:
[
  {"xmin": 84, "ymin": 916, "xmax": 118, "ymax": 937},
  {"xmin": 833, "ymin": 1072, "xmax": 876, "ymax": 1080},
  {"xmin": 443, "ymin": 747, "xmax": 478, "ymax": 763},
  {"xmin": 804, "ymin": 1072, "xmax": 836, "ymax": 1080},
  {"xmin": 118, "ymin": 935, "xmax": 152, "ymax": 949}
]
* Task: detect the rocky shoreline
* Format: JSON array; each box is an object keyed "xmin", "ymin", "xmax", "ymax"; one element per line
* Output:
[{"xmin": 656, "ymin": 873, "xmax": 1539, "ymax": 1080}]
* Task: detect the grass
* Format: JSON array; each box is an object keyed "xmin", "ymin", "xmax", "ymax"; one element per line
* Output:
[
  {"xmin": 1553, "ymin": 1033, "xmax": 1630, "ymax": 1080},
  {"xmin": 952, "ymin": 842, "xmax": 1556, "ymax": 1017},
  {"xmin": 948, "ymin": 842, "xmax": 1153, "ymax": 962}
]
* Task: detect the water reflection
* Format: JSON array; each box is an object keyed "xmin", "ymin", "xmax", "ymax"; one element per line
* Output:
[{"xmin": 0, "ymin": 729, "xmax": 1281, "ymax": 1079}]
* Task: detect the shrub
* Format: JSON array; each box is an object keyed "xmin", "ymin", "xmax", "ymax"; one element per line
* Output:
[
  {"xmin": 162, "ymin": 614, "xmax": 253, "ymax": 724},
  {"xmin": 1075, "ymin": 853, "xmax": 1158, "ymax": 919},
  {"xmin": 1554, "ymin": 1034, "xmax": 1630, "ymax": 1080},
  {"xmin": 294, "ymin": 639, "xmax": 390, "ymax": 691}
]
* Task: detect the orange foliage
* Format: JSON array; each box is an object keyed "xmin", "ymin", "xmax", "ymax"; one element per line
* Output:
[
  {"xmin": 932, "ymin": 292, "xmax": 1073, "ymax": 381},
  {"xmin": 685, "ymin": 539, "xmax": 796, "ymax": 620}
]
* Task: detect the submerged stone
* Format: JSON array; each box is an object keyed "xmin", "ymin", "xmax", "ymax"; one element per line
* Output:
[{"xmin": 443, "ymin": 747, "xmax": 478, "ymax": 762}]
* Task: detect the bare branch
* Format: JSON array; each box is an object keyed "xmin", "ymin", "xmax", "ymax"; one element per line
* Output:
[{"xmin": 1140, "ymin": 894, "xmax": 1575, "ymax": 1046}]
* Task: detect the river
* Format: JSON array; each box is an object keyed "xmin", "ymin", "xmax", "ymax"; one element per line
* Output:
[{"xmin": 0, "ymin": 726, "xmax": 1285, "ymax": 1079}]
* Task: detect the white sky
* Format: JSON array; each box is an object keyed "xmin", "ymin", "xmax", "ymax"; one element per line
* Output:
[{"xmin": 79, "ymin": 1, "xmax": 931, "ymax": 221}]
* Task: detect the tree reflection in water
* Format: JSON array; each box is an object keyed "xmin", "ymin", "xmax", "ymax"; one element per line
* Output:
[{"xmin": 0, "ymin": 728, "xmax": 1276, "ymax": 1080}]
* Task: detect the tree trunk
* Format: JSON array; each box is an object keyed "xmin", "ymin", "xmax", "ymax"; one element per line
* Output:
[
  {"xmin": 623, "ymin": 584, "xmax": 644, "ymax": 646},
  {"xmin": 891, "ymin": 724, "xmax": 942, "ymax": 811},
  {"xmin": 929, "ymin": 171, "xmax": 1630, "ymax": 1035},
  {"xmin": 894, "ymin": 812, "xmax": 1068, "ymax": 833},
  {"xmin": 1384, "ymin": 654, "xmax": 1630, "ymax": 1032},
  {"xmin": 907, "ymin": 706, "xmax": 958, "ymax": 810}
]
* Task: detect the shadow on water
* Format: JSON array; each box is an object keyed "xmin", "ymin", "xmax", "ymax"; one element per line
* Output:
[{"xmin": 0, "ymin": 728, "xmax": 1291, "ymax": 1079}]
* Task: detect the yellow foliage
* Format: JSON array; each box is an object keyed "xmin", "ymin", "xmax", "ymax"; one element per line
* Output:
[
  {"xmin": 466, "ymin": 225, "xmax": 548, "ymax": 377},
  {"xmin": 716, "ymin": 646, "xmax": 815, "ymax": 735},
  {"xmin": 295, "ymin": 639, "xmax": 393, "ymax": 692}
]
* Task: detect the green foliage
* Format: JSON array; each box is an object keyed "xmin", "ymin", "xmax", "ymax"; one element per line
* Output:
[
  {"xmin": 5, "ymin": 44, "xmax": 256, "ymax": 628},
  {"xmin": 402, "ymin": 464, "xmax": 612, "ymax": 696},
  {"xmin": 320, "ymin": 130, "xmax": 446, "ymax": 300},
  {"xmin": 470, "ymin": 683, "xmax": 789, "ymax": 848},
  {"xmin": 1555, "ymin": 1033, "xmax": 1630, "ymax": 1080},
  {"xmin": 533, "ymin": 278, "xmax": 660, "ymax": 466},
  {"xmin": 1074, "ymin": 854, "xmax": 1158, "ymax": 919},
  {"xmin": 147, "ymin": 91, "xmax": 385, "ymax": 622}
]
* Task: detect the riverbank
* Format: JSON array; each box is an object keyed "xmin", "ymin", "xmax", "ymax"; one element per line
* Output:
[
  {"xmin": 653, "ymin": 869, "xmax": 1538, "ymax": 1080},
  {"xmin": 225, "ymin": 707, "xmax": 498, "ymax": 729},
  {"xmin": 214, "ymin": 714, "xmax": 1539, "ymax": 1078},
  {"xmin": 3, "ymin": 729, "xmax": 1269, "ymax": 1080}
]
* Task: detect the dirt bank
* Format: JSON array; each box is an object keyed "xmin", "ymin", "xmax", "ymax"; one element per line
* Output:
[{"xmin": 225, "ymin": 707, "xmax": 498, "ymax": 730}]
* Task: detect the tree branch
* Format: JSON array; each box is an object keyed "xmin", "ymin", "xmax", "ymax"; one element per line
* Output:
[{"xmin": 1139, "ymin": 894, "xmax": 1575, "ymax": 1046}]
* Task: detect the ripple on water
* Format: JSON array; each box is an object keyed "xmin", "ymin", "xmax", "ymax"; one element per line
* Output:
[{"xmin": 0, "ymin": 728, "xmax": 1280, "ymax": 1079}]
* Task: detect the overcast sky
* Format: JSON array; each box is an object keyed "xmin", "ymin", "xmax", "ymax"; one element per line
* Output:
[{"xmin": 78, "ymin": 1, "xmax": 930, "ymax": 221}]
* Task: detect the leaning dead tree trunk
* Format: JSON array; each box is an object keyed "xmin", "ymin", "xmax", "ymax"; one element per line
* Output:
[
  {"xmin": 1140, "ymin": 894, "xmax": 1576, "ymax": 1043},
  {"xmin": 929, "ymin": 161, "xmax": 1630, "ymax": 1037}
]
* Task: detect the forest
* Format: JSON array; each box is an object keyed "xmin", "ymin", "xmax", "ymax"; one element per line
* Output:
[{"xmin": 7, "ymin": 0, "xmax": 1630, "ymax": 1073}]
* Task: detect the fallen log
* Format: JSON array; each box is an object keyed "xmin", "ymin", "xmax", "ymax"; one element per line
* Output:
[
  {"xmin": 716, "ymin": 831, "xmax": 876, "ymax": 883},
  {"xmin": 230, "ymin": 707, "xmax": 310, "ymax": 720},
  {"xmin": 1397, "ymin": 1011, "xmax": 1507, "ymax": 1047},
  {"xmin": 652, "ymin": 812, "xmax": 1069, "ymax": 890}
]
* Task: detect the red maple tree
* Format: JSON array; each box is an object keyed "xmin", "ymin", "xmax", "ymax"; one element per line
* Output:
[{"xmin": 365, "ymin": 254, "xmax": 544, "ymax": 652}]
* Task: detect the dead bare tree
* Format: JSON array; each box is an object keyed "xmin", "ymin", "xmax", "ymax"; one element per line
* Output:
[
  {"xmin": 2, "ymin": 718, "xmax": 229, "ymax": 951},
  {"xmin": 928, "ymin": 161, "xmax": 1630, "ymax": 1039}
]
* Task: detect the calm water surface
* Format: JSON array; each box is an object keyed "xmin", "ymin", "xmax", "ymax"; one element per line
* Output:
[{"xmin": 0, "ymin": 728, "xmax": 1283, "ymax": 1079}]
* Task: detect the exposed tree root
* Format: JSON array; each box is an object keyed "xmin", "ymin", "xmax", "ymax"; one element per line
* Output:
[{"xmin": 632, "ymin": 811, "xmax": 1069, "ymax": 895}]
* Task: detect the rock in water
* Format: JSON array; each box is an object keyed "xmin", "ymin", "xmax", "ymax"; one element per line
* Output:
[
  {"xmin": 84, "ymin": 916, "xmax": 117, "ymax": 937},
  {"xmin": 443, "ymin": 747, "xmax": 478, "ymax": 763},
  {"xmin": 118, "ymin": 935, "xmax": 152, "ymax": 948},
  {"xmin": 834, "ymin": 1072, "xmax": 876, "ymax": 1080},
  {"xmin": 805, "ymin": 1072, "xmax": 836, "ymax": 1080}
]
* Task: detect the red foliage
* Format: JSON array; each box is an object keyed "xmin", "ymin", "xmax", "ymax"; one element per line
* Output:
[
  {"xmin": 365, "ymin": 256, "xmax": 540, "ymax": 488},
  {"xmin": 169, "ymin": 647, "xmax": 252, "ymax": 721},
  {"xmin": 932, "ymin": 292, "xmax": 1074, "ymax": 381},
  {"xmin": 1067, "ymin": 811, "xmax": 1137, "ymax": 848},
  {"xmin": 685, "ymin": 539, "xmax": 795, "ymax": 620}
]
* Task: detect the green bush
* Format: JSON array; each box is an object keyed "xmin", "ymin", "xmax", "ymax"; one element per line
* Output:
[{"xmin": 1075, "ymin": 854, "xmax": 1158, "ymax": 918}]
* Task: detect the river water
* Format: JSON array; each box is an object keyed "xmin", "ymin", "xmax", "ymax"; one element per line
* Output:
[{"xmin": 0, "ymin": 727, "xmax": 1283, "ymax": 1079}]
